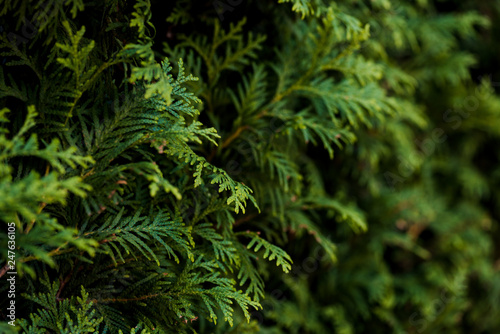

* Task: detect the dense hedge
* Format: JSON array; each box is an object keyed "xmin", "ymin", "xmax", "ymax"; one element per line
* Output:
[{"xmin": 1, "ymin": 0, "xmax": 500, "ymax": 333}]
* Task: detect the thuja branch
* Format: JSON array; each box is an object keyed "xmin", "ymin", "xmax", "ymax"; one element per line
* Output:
[
  {"xmin": 211, "ymin": 79, "xmax": 303, "ymax": 155},
  {"xmin": 24, "ymin": 165, "xmax": 50, "ymax": 234},
  {"xmin": 64, "ymin": 60, "xmax": 120, "ymax": 125},
  {"xmin": 19, "ymin": 235, "xmax": 114, "ymax": 264},
  {"xmin": 91, "ymin": 293, "xmax": 162, "ymax": 304},
  {"xmin": 20, "ymin": 247, "xmax": 75, "ymax": 263}
]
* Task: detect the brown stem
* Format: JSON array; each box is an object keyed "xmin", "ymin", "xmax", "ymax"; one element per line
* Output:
[
  {"xmin": 222, "ymin": 125, "xmax": 249, "ymax": 149},
  {"xmin": 207, "ymin": 125, "xmax": 249, "ymax": 162},
  {"xmin": 0, "ymin": 264, "xmax": 9, "ymax": 278},
  {"xmin": 20, "ymin": 244, "xmax": 73, "ymax": 263},
  {"xmin": 217, "ymin": 107, "xmax": 273, "ymax": 152},
  {"xmin": 233, "ymin": 213, "xmax": 257, "ymax": 227},
  {"xmin": 207, "ymin": 147, "xmax": 217, "ymax": 163},
  {"xmin": 82, "ymin": 166, "xmax": 95, "ymax": 179},
  {"xmin": 24, "ymin": 202, "xmax": 47, "ymax": 234},
  {"xmin": 91, "ymin": 293, "xmax": 162, "ymax": 304},
  {"xmin": 56, "ymin": 262, "xmax": 81, "ymax": 301}
]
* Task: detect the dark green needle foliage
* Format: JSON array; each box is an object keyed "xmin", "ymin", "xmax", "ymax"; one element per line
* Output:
[{"xmin": 1, "ymin": 0, "xmax": 500, "ymax": 333}]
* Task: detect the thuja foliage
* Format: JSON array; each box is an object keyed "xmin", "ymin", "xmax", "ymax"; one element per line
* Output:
[{"xmin": 1, "ymin": 0, "xmax": 500, "ymax": 333}]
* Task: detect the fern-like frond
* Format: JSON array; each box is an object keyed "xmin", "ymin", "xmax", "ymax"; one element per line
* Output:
[
  {"xmin": 237, "ymin": 232, "xmax": 292, "ymax": 273},
  {"xmin": 83, "ymin": 208, "xmax": 193, "ymax": 265}
]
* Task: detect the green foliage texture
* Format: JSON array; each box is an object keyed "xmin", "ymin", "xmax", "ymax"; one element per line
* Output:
[{"xmin": 1, "ymin": 0, "xmax": 500, "ymax": 333}]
